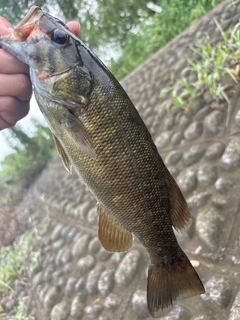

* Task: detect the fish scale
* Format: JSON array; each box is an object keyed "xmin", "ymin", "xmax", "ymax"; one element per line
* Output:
[{"xmin": 0, "ymin": 6, "xmax": 204, "ymax": 318}]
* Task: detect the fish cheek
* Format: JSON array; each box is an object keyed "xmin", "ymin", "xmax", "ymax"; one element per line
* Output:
[{"xmin": 52, "ymin": 67, "xmax": 93, "ymax": 107}]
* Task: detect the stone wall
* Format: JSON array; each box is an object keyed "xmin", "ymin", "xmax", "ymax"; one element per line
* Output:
[{"xmin": 4, "ymin": 0, "xmax": 240, "ymax": 319}]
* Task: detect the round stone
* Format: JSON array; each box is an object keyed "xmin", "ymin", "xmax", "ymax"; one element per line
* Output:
[
  {"xmin": 168, "ymin": 166, "xmax": 180, "ymax": 178},
  {"xmin": 165, "ymin": 150, "xmax": 182, "ymax": 166},
  {"xmin": 204, "ymin": 110, "xmax": 224, "ymax": 135},
  {"xmin": 235, "ymin": 110, "xmax": 240, "ymax": 126},
  {"xmin": 86, "ymin": 264, "xmax": 105, "ymax": 295},
  {"xmin": 171, "ymin": 132, "xmax": 183, "ymax": 145},
  {"xmin": 183, "ymin": 145, "xmax": 205, "ymax": 166},
  {"xmin": 65, "ymin": 227, "xmax": 78, "ymax": 243},
  {"xmin": 31, "ymin": 272, "xmax": 43, "ymax": 289},
  {"xmin": 205, "ymin": 142, "xmax": 225, "ymax": 160},
  {"xmin": 211, "ymin": 196, "xmax": 229, "ymax": 209},
  {"xmin": 176, "ymin": 169, "xmax": 197, "ymax": 195},
  {"xmin": 164, "ymin": 117, "xmax": 175, "ymax": 130},
  {"xmin": 196, "ymin": 207, "xmax": 223, "ymax": 250},
  {"xmin": 59, "ymin": 247, "xmax": 72, "ymax": 265},
  {"xmin": 98, "ymin": 269, "xmax": 115, "ymax": 295},
  {"xmin": 43, "ymin": 265, "xmax": 54, "ymax": 282},
  {"xmin": 104, "ymin": 293, "xmax": 121, "ymax": 310},
  {"xmin": 79, "ymin": 201, "xmax": 93, "ymax": 222},
  {"xmin": 52, "ymin": 239, "xmax": 64, "ymax": 253},
  {"xmin": 50, "ymin": 300, "xmax": 70, "ymax": 320},
  {"xmin": 115, "ymin": 250, "xmax": 141, "ymax": 286},
  {"xmin": 186, "ymin": 100, "xmax": 202, "ymax": 117},
  {"xmin": 132, "ymin": 290, "xmax": 149, "ymax": 319},
  {"xmin": 196, "ymin": 163, "xmax": 217, "ymax": 186},
  {"xmin": 60, "ymin": 225, "xmax": 72, "ymax": 239},
  {"xmin": 201, "ymin": 276, "xmax": 232, "ymax": 309},
  {"xmin": 194, "ymin": 105, "xmax": 211, "ymax": 120},
  {"xmin": 155, "ymin": 132, "xmax": 172, "ymax": 149},
  {"xmin": 220, "ymin": 137, "xmax": 240, "ymax": 170},
  {"xmin": 64, "ymin": 277, "xmax": 78, "ymax": 297},
  {"xmin": 110, "ymin": 252, "xmax": 126, "ymax": 266},
  {"xmin": 229, "ymin": 290, "xmax": 240, "ymax": 320},
  {"xmin": 87, "ymin": 207, "xmax": 98, "ymax": 225},
  {"xmin": 72, "ymin": 234, "xmax": 91, "ymax": 258},
  {"xmin": 215, "ymin": 177, "xmax": 232, "ymax": 193},
  {"xmin": 51, "ymin": 224, "xmax": 63, "ymax": 241},
  {"xmin": 74, "ymin": 278, "xmax": 86, "ymax": 293},
  {"xmin": 43, "ymin": 286, "xmax": 60, "ymax": 311},
  {"xmin": 187, "ymin": 192, "xmax": 211, "ymax": 210},
  {"xmin": 77, "ymin": 255, "xmax": 96, "ymax": 275},
  {"xmin": 63, "ymin": 261, "xmax": 74, "ymax": 274},
  {"xmin": 84, "ymin": 304, "xmax": 103, "ymax": 318},
  {"xmin": 178, "ymin": 115, "xmax": 190, "ymax": 131},
  {"xmin": 184, "ymin": 121, "xmax": 203, "ymax": 140},
  {"xmin": 70, "ymin": 295, "xmax": 85, "ymax": 318},
  {"xmin": 98, "ymin": 247, "xmax": 113, "ymax": 261},
  {"xmin": 88, "ymin": 237, "xmax": 101, "ymax": 254}
]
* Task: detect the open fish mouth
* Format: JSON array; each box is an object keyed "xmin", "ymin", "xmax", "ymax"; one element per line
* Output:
[{"xmin": 2, "ymin": 6, "xmax": 42, "ymax": 42}]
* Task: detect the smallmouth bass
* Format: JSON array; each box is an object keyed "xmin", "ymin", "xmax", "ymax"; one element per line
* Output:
[{"xmin": 0, "ymin": 7, "xmax": 205, "ymax": 317}]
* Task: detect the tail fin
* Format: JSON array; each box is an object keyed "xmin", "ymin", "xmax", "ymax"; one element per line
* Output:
[{"xmin": 147, "ymin": 254, "xmax": 205, "ymax": 318}]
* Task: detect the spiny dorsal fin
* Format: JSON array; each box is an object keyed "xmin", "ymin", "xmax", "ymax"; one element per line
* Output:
[
  {"xmin": 165, "ymin": 168, "xmax": 190, "ymax": 231},
  {"xmin": 52, "ymin": 134, "xmax": 72, "ymax": 173},
  {"xmin": 97, "ymin": 204, "xmax": 133, "ymax": 252}
]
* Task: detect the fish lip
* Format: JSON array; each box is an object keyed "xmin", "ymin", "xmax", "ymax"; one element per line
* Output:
[
  {"xmin": 16, "ymin": 6, "xmax": 43, "ymax": 28},
  {"xmin": 1, "ymin": 6, "xmax": 43, "ymax": 42}
]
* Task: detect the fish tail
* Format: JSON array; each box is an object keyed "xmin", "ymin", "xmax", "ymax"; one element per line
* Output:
[{"xmin": 147, "ymin": 253, "xmax": 205, "ymax": 318}]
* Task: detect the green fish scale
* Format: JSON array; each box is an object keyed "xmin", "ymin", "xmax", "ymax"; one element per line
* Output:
[{"xmin": 68, "ymin": 72, "xmax": 182, "ymax": 264}]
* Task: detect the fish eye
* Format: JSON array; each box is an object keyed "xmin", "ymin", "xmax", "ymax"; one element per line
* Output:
[{"xmin": 51, "ymin": 29, "xmax": 67, "ymax": 45}]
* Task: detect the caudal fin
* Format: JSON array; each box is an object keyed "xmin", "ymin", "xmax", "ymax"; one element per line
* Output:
[{"xmin": 147, "ymin": 254, "xmax": 205, "ymax": 318}]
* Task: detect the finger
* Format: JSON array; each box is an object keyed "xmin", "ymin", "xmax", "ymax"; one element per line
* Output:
[
  {"xmin": 0, "ymin": 96, "xmax": 30, "ymax": 129},
  {"xmin": 0, "ymin": 17, "xmax": 29, "ymax": 75},
  {"xmin": 0, "ymin": 73, "xmax": 32, "ymax": 101},
  {"xmin": 67, "ymin": 21, "xmax": 80, "ymax": 37},
  {"xmin": 0, "ymin": 48, "xmax": 29, "ymax": 75},
  {"xmin": 0, "ymin": 16, "xmax": 14, "ymax": 30}
]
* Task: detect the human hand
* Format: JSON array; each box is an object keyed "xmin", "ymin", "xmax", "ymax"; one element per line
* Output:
[{"xmin": 0, "ymin": 18, "xmax": 80, "ymax": 130}]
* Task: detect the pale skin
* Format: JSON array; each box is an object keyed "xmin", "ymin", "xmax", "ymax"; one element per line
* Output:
[{"xmin": 0, "ymin": 17, "xmax": 80, "ymax": 130}]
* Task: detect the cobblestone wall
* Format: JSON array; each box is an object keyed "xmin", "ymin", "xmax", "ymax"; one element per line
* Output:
[{"xmin": 5, "ymin": 0, "xmax": 240, "ymax": 319}]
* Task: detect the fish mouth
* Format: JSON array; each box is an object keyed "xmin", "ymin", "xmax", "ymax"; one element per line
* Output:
[{"xmin": 4, "ymin": 6, "xmax": 42, "ymax": 42}]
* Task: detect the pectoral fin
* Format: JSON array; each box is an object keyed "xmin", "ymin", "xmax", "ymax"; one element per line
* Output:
[
  {"xmin": 61, "ymin": 109, "xmax": 96, "ymax": 159},
  {"xmin": 97, "ymin": 204, "xmax": 133, "ymax": 252},
  {"xmin": 52, "ymin": 134, "xmax": 72, "ymax": 173}
]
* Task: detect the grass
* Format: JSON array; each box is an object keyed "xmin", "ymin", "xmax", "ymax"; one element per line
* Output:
[
  {"xmin": 0, "ymin": 213, "xmax": 49, "ymax": 318},
  {"xmin": 159, "ymin": 21, "xmax": 240, "ymax": 109},
  {"xmin": 0, "ymin": 231, "xmax": 41, "ymax": 294}
]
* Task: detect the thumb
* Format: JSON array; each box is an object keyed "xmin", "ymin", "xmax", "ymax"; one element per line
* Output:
[{"xmin": 0, "ymin": 16, "xmax": 14, "ymax": 36}]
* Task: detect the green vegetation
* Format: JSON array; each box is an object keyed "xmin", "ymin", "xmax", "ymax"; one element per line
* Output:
[
  {"xmin": 0, "ymin": 0, "xmax": 223, "ymax": 79},
  {"xmin": 0, "ymin": 229, "xmax": 42, "ymax": 319},
  {"xmin": 159, "ymin": 21, "xmax": 240, "ymax": 109},
  {"xmin": 109, "ymin": 0, "xmax": 223, "ymax": 79},
  {"xmin": 0, "ymin": 122, "xmax": 55, "ymax": 206}
]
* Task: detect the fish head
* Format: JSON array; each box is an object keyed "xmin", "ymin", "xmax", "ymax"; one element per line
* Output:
[{"xmin": 0, "ymin": 6, "xmax": 92, "ymax": 107}]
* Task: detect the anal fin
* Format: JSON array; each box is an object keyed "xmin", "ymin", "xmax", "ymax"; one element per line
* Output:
[
  {"xmin": 52, "ymin": 134, "xmax": 72, "ymax": 173},
  {"xmin": 97, "ymin": 204, "xmax": 133, "ymax": 252}
]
